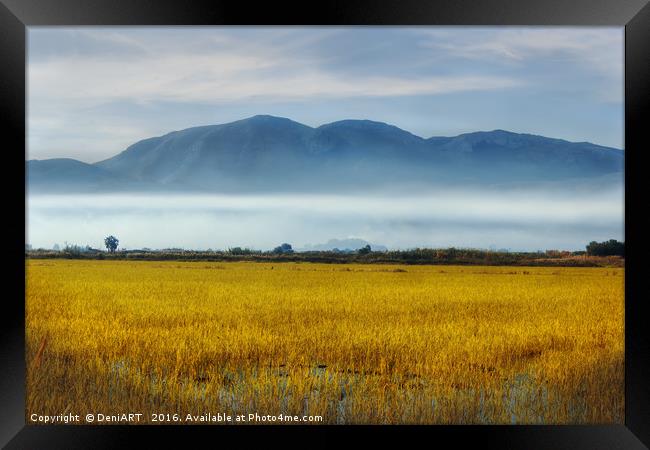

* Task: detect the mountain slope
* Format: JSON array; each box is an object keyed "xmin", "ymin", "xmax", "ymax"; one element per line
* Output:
[
  {"xmin": 27, "ymin": 115, "xmax": 624, "ymax": 193},
  {"xmin": 425, "ymin": 129, "xmax": 623, "ymax": 182},
  {"xmin": 96, "ymin": 115, "xmax": 315, "ymax": 187},
  {"xmin": 27, "ymin": 159, "xmax": 120, "ymax": 192}
]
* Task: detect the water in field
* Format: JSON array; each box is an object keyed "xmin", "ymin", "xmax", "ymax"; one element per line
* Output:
[{"xmin": 26, "ymin": 187, "xmax": 623, "ymax": 252}]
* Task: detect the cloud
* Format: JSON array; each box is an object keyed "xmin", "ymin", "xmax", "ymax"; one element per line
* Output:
[
  {"xmin": 416, "ymin": 28, "xmax": 623, "ymax": 82},
  {"xmin": 29, "ymin": 43, "xmax": 521, "ymax": 107}
]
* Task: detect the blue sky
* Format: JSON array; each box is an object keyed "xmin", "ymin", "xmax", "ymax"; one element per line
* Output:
[{"xmin": 28, "ymin": 27, "xmax": 624, "ymax": 163}]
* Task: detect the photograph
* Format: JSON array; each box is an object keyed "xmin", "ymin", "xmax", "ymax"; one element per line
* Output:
[{"xmin": 25, "ymin": 26, "xmax": 625, "ymax": 425}]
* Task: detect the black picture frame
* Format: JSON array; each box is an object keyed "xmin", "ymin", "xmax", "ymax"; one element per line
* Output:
[{"xmin": 1, "ymin": 1, "xmax": 648, "ymax": 448}]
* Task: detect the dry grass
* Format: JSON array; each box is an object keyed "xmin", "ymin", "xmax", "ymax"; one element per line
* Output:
[{"xmin": 26, "ymin": 259, "xmax": 624, "ymax": 424}]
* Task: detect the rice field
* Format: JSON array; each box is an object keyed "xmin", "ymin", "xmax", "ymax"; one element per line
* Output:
[{"xmin": 25, "ymin": 259, "xmax": 624, "ymax": 424}]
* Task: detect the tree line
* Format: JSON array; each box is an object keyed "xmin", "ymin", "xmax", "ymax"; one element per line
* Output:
[{"xmin": 26, "ymin": 237, "xmax": 624, "ymax": 268}]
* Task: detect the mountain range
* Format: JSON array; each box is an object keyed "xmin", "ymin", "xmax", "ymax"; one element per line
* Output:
[
  {"xmin": 26, "ymin": 115, "xmax": 624, "ymax": 193},
  {"xmin": 298, "ymin": 238, "xmax": 388, "ymax": 253}
]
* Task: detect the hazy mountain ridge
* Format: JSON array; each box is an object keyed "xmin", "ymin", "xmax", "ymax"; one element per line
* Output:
[
  {"xmin": 27, "ymin": 158, "xmax": 129, "ymax": 191},
  {"xmin": 27, "ymin": 115, "xmax": 624, "ymax": 193},
  {"xmin": 298, "ymin": 238, "xmax": 388, "ymax": 252}
]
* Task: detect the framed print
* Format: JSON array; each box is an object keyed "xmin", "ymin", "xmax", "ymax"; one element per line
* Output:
[{"xmin": 1, "ymin": 0, "xmax": 649, "ymax": 448}]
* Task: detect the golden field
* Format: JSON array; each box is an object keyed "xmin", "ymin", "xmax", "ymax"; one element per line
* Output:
[{"xmin": 26, "ymin": 259, "xmax": 624, "ymax": 424}]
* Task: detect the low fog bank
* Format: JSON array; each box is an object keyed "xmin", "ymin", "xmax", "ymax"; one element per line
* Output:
[{"xmin": 26, "ymin": 187, "xmax": 624, "ymax": 252}]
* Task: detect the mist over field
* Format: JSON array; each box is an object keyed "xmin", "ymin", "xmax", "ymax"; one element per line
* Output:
[{"xmin": 26, "ymin": 186, "xmax": 624, "ymax": 252}]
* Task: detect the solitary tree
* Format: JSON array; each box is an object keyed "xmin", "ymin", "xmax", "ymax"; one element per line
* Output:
[{"xmin": 104, "ymin": 235, "xmax": 119, "ymax": 253}]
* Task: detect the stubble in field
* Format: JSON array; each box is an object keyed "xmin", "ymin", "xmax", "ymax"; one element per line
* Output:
[{"xmin": 26, "ymin": 260, "xmax": 624, "ymax": 424}]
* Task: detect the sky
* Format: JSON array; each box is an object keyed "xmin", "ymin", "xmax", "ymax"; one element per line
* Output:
[{"xmin": 27, "ymin": 26, "xmax": 624, "ymax": 163}]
